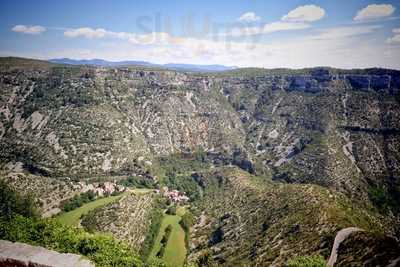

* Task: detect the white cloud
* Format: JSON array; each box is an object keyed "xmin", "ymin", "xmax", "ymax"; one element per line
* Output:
[
  {"xmin": 281, "ymin": 5, "xmax": 325, "ymax": 22},
  {"xmin": 387, "ymin": 28, "xmax": 400, "ymax": 44},
  {"xmin": 354, "ymin": 4, "xmax": 395, "ymax": 21},
  {"xmin": 228, "ymin": 21, "xmax": 310, "ymax": 37},
  {"xmin": 63, "ymin": 27, "xmax": 172, "ymax": 45},
  {"xmin": 33, "ymin": 7, "xmax": 397, "ymax": 69},
  {"xmin": 64, "ymin": 27, "xmax": 107, "ymax": 38},
  {"xmin": 12, "ymin": 25, "xmax": 46, "ymax": 34},
  {"xmin": 311, "ymin": 25, "xmax": 381, "ymax": 40},
  {"xmin": 238, "ymin": 12, "xmax": 261, "ymax": 22},
  {"xmin": 263, "ymin": 21, "xmax": 310, "ymax": 33},
  {"xmin": 227, "ymin": 5, "xmax": 387, "ymax": 42},
  {"xmin": 227, "ymin": 5, "xmax": 325, "ymax": 37},
  {"xmin": 38, "ymin": 22, "xmax": 399, "ymax": 70}
]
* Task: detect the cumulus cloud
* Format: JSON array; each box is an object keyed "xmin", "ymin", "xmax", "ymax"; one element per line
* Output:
[
  {"xmin": 281, "ymin": 5, "xmax": 325, "ymax": 22},
  {"xmin": 47, "ymin": 22, "xmax": 394, "ymax": 69},
  {"xmin": 354, "ymin": 4, "xmax": 395, "ymax": 21},
  {"xmin": 12, "ymin": 25, "xmax": 46, "ymax": 34},
  {"xmin": 387, "ymin": 28, "xmax": 400, "ymax": 44},
  {"xmin": 238, "ymin": 12, "xmax": 261, "ymax": 22},
  {"xmin": 48, "ymin": 27, "xmax": 400, "ymax": 69},
  {"xmin": 45, "ymin": 6, "xmax": 399, "ymax": 69},
  {"xmin": 227, "ymin": 5, "xmax": 324, "ymax": 37}
]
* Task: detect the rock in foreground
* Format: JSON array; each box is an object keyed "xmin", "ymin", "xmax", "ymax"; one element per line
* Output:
[{"xmin": 0, "ymin": 240, "xmax": 94, "ymax": 267}]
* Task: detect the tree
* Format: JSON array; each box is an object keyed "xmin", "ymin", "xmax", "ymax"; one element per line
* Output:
[{"xmin": 0, "ymin": 179, "xmax": 38, "ymax": 219}]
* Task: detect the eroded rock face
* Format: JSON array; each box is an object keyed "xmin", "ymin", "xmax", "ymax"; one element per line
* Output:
[
  {"xmin": 1, "ymin": 58, "xmax": 400, "ymax": 267},
  {"xmin": 1, "ymin": 61, "xmax": 400, "ymax": 203},
  {"xmin": 0, "ymin": 240, "xmax": 94, "ymax": 267},
  {"xmin": 187, "ymin": 168, "xmax": 385, "ymax": 266},
  {"xmin": 81, "ymin": 191, "xmax": 157, "ymax": 250}
]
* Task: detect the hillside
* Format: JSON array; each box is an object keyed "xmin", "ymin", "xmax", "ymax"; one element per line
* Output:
[{"xmin": 1, "ymin": 57, "xmax": 400, "ymax": 266}]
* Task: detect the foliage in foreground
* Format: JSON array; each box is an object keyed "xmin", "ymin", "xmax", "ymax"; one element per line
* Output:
[
  {"xmin": 0, "ymin": 179, "xmax": 38, "ymax": 219},
  {"xmin": 285, "ymin": 255, "xmax": 327, "ymax": 267},
  {"xmin": 0, "ymin": 215, "xmax": 144, "ymax": 266},
  {"xmin": 0, "ymin": 179, "xmax": 146, "ymax": 267}
]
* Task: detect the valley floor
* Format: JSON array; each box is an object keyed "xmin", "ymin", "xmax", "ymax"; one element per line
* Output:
[
  {"xmin": 56, "ymin": 192, "xmax": 127, "ymax": 226},
  {"xmin": 150, "ymin": 207, "xmax": 187, "ymax": 267}
]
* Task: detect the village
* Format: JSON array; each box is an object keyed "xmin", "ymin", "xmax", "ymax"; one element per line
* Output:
[
  {"xmin": 155, "ymin": 186, "xmax": 190, "ymax": 203},
  {"xmin": 74, "ymin": 181, "xmax": 189, "ymax": 203},
  {"xmin": 75, "ymin": 181, "xmax": 126, "ymax": 197}
]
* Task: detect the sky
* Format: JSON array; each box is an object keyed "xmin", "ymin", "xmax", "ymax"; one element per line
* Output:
[{"xmin": 0, "ymin": 0, "xmax": 400, "ymax": 69}]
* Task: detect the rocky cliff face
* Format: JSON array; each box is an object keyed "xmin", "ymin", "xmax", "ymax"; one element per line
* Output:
[
  {"xmin": 1, "ymin": 57, "xmax": 400, "ymax": 265},
  {"xmin": 80, "ymin": 191, "xmax": 158, "ymax": 251},
  {"xmin": 187, "ymin": 167, "xmax": 387, "ymax": 266},
  {"xmin": 2, "ymin": 59, "xmax": 400, "ymax": 201},
  {"xmin": 0, "ymin": 240, "xmax": 94, "ymax": 267}
]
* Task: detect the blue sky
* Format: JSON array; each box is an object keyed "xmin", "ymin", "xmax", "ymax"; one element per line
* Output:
[{"xmin": 1, "ymin": 0, "xmax": 400, "ymax": 68}]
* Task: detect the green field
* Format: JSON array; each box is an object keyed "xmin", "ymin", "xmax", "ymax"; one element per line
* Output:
[
  {"xmin": 56, "ymin": 194, "xmax": 124, "ymax": 226},
  {"xmin": 129, "ymin": 188, "xmax": 153, "ymax": 194},
  {"xmin": 150, "ymin": 209, "xmax": 187, "ymax": 267}
]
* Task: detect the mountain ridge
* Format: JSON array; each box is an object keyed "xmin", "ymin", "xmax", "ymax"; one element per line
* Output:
[
  {"xmin": 1, "ymin": 56, "xmax": 400, "ymax": 266},
  {"xmin": 49, "ymin": 58, "xmax": 238, "ymax": 72}
]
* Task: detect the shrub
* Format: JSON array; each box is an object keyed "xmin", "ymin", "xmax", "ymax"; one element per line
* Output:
[
  {"xmin": 166, "ymin": 205, "xmax": 177, "ymax": 215},
  {"xmin": 0, "ymin": 215, "xmax": 144, "ymax": 267},
  {"xmin": 118, "ymin": 176, "xmax": 154, "ymax": 189},
  {"xmin": 157, "ymin": 225, "xmax": 173, "ymax": 258},
  {"xmin": 0, "ymin": 179, "xmax": 146, "ymax": 267},
  {"xmin": 180, "ymin": 212, "xmax": 195, "ymax": 232},
  {"xmin": 368, "ymin": 186, "xmax": 396, "ymax": 213},
  {"xmin": 61, "ymin": 190, "xmax": 97, "ymax": 212},
  {"xmin": 285, "ymin": 255, "xmax": 326, "ymax": 267},
  {"xmin": 140, "ymin": 208, "xmax": 164, "ymax": 259},
  {"xmin": 0, "ymin": 179, "xmax": 38, "ymax": 219},
  {"xmin": 179, "ymin": 211, "xmax": 195, "ymax": 251}
]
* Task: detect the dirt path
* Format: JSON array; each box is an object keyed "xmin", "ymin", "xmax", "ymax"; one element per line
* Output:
[{"xmin": 327, "ymin": 227, "xmax": 363, "ymax": 267}]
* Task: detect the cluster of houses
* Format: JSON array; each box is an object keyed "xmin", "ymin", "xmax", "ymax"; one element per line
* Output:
[
  {"xmin": 155, "ymin": 186, "xmax": 190, "ymax": 203},
  {"xmin": 75, "ymin": 181, "xmax": 126, "ymax": 196}
]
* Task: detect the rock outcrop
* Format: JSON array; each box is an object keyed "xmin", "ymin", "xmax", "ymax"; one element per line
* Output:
[
  {"xmin": 81, "ymin": 191, "xmax": 158, "ymax": 250},
  {"xmin": 1, "ymin": 58, "xmax": 400, "ymax": 266},
  {"xmin": 0, "ymin": 240, "xmax": 94, "ymax": 267}
]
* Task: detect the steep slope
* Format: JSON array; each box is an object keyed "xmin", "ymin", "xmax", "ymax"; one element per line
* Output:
[
  {"xmin": 1, "ymin": 57, "xmax": 400, "ymax": 266},
  {"xmin": 0, "ymin": 58, "xmax": 245, "ymax": 178},
  {"xmin": 334, "ymin": 231, "xmax": 400, "ymax": 266},
  {"xmin": 80, "ymin": 191, "xmax": 159, "ymax": 251},
  {"xmin": 187, "ymin": 167, "xmax": 387, "ymax": 266}
]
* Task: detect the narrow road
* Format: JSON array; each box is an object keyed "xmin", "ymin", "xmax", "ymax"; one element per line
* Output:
[{"xmin": 327, "ymin": 227, "xmax": 363, "ymax": 267}]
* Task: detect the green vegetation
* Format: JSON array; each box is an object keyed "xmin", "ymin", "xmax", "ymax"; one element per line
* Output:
[
  {"xmin": 157, "ymin": 154, "xmax": 208, "ymax": 201},
  {"xmin": 166, "ymin": 205, "xmax": 177, "ymax": 215},
  {"xmin": 118, "ymin": 176, "xmax": 154, "ymax": 188},
  {"xmin": 150, "ymin": 214, "xmax": 187, "ymax": 267},
  {"xmin": 0, "ymin": 215, "xmax": 143, "ymax": 267},
  {"xmin": 285, "ymin": 255, "xmax": 327, "ymax": 267},
  {"xmin": 140, "ymin": 208, "xmax": 164, "ymax": 259},
  {"xmin": 368, "ymin": 186, "xmax": 396, "ymax": 213},
  {"xmin": 158, "ymin": 152, "xmax": 209, "ymax": 175},
  {"xmin": 0, "ymin": 179, "xmax": 38, "ymax": 219},
  {"xmin": 57, "ymin": 194, "xmax": 123, "ymax": 226},
  {"xmin": 179, "ymin": 211, "xmax": 195, "ymax": 250},
  {"xmin": 0, "ymin": 180, "xmax": 145, "ymax": 267},
  {"xmin": 157, "ymin": 225, "xmax": 172, "ymax": 258},
  {"xmin": 61, "ymin": 190, "xmax": 97, "ymax": 212}
]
